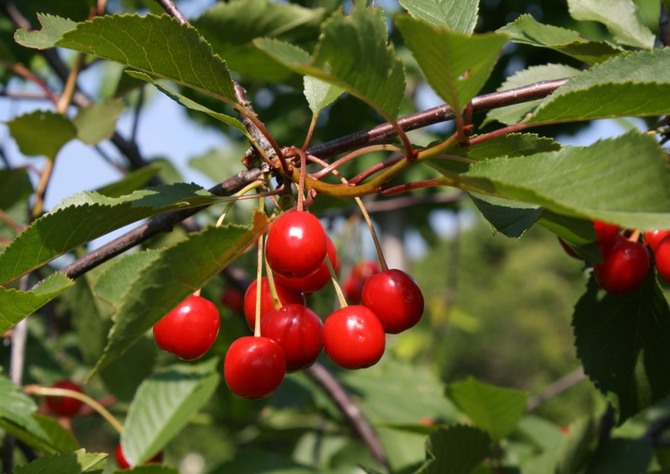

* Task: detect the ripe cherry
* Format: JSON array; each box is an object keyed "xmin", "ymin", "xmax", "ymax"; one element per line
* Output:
[
  {"xmin": 274, "ymin": 236, "xmax": 339, "ymax": 294},
  {"xmin": 593, "ymin": 220, "xmax": 620, "ymax": 243},
  {"xmin": 45, "ymin": 380, "xmax": 84, "ymax": 417},
  {"xmin": 220, "ymin": 286, "xmax": 244, "ymax": 314},
  {"xmin": 115, "ymin": 444, "xmax": 163, "ymax": 469},
  {"xmin": 153, "ymin": 294, "xmax": 220, "ymax": 360},
  {"xmin": 224, "ymin": 336, "xmax": 286, "ymax": 399},
  {"xmin": 261, "ymin": 304, "xmax": 323, "ymax": 372},
  {"xmin": 243, "ymin": 277, "xmax": 304, "ymax": 330},
  {"xmin": 361, "ymin": 269, "xmax": 424, "ymax": 334},
  {"xmin": 343, "ymin": 260, "xmax": 381, "ymax": 304},
  {"xmin": 645, "ymin": 229, "xmax": 670, "ymax": 252},
  {"xmin": 323, "ymin": 305, "xmax": 385, "ymax": 369},
  {"xmin": 593, "ymin": 235, "xmax": 650, "ymax": 293},
  {"xmin": 654, "ymin": 236, "xmax": 670, "ymax": 283},
  {"xmin": 266, "ymin": 210, "xmax": 327, "ymax": 278}
]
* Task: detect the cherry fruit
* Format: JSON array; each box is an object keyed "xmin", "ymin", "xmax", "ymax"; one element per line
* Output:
[
  {"xmin": 224, "ymin": 336, "xmax": 286, "ymax": 399},
  {"xmin": 261, "ymin": 304, "xmax": 323, "ymax": 372},
  {"xmin": 323, "ymin": 305, "xmax": 385, "ymax": 369},
  {"xmin": 45, "ymin": 380, "xmax": 84, "ymax": 417},
  {"xmin": 593, "ymin": 235, "xmax": 650, "ymax": 293},
  {"xmin": 153, "ymin": 294, "xmax": 220, "ymax": 360},
  {"xmin": 274, "ymin": 236, "xmax": 339, "ymax": 294},
  {"xmin": 593, "ymin": 220, "xmax": 620, "ymax": 243},
  {"xmin": 243, "ymin": 277, "xmax": 304, "ymax": 330},
  {"xmin": 115, "ymin": 444, "xmax": 163, "ymax": 469},
  {"xmin": 654, "ymin": 236, "xmax": 670, "ymax": 283},
  {"xmin": 645, "ymin": 229, "xmax": 670, "ymax": 252},
  {"xmin": 343, "ymin": 260, "xmax": 381, "ymax": 304},
  {"xmin": 266, "ymin": 210, "xmax": 327, "ymax": 278},
  {"xmin": 220, "ymin": 286, "xmax": 244, "ymax": 314},
  {"xmin": 361, "ymin": 269, "xmax": 424, "ymax": 334}
]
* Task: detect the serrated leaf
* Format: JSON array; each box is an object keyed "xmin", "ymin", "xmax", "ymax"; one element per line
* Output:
[
  {"xmin": 422, "ymin": 425, "xmax": 491, "ymax": 474},
  {"xmin": 573, "ymin": 276, "xmax": 670, "ymax": 423},
  {"xmin": 445, "ymin": 377, "xmax": 527, "ymax": 441},
  {"xmin": 256, "ymin": 4, "xmax": 405, "ymax": 120},
  {"xmin": 498, "ymin": 14, "xmax": 622, "ymax": 64},
  {"xmin": 125, "ymin": 71, "xmax": 247, "ymax": 134},
  {"xmin": 192, "ymin": 0, "xmax": 327, "ymax": 81},
  {"xmin": 528, "ymin": 48, "xmax": 670, "ymax": 124},
  {"xmin": 17, "ymin": 14, "xmax": 236, "ymax": 104},
  {"xmin": 396, "ymin": 16, "xmax": 507, "ymax": 117},
  {"xmin": 453, "ymin": 131, "xmax": 670, "ymax": 230},
  {"xmin": 0, "ymin": 273, "xmax": 75, "ymax": 334},
  {"xmin": 122, "ymin": 359, "xmax": 219, "ymax": 466},
  {"xmin": 303, "ymin": 76, "xmax": 344, "ymax": 115},
  {"xmin": 93, "ymin": 250, "xmax": 161, "ymax": 306},
  {"xmin": 484, "ymin": 64, "xmax": 581, "ymax": 126},
  {"xmin": 14, "ymin": 13, "xmax": 77, "ymax": 49},
  {"xmin": 14, "ymin": 449, "xmax": 107, "ymax": 474},
  {"xmin": 91, "ymin": 214, "xmax": 268, "ymax": 374},
  {"xmin": 568, "ymin": 0, "xmax": 655, "ymax": 49},
  {"xmin": 6, "ymin": 110, "xmax": 77, "ymax": 159},
  {"xmin": 0, "ymin": 183, "xmax": 220, "ymax": 285},
  {"xmin": 469, "ymin": 194, "xmax": 543, "ymax": 238},
  {"xmin": 73, "ymin": 99, "xmax": 126, "ymax": 145},
  {"xmin": 450, "ymin": 133, "xmax": 562, "ymax": 160},
  {"xmin": 399, "ymin": 0, "xmax": 479, "ymax": 33},
  {"xmin": 94, "ymin": 164, "xmax": 162, "ymax": 198}
]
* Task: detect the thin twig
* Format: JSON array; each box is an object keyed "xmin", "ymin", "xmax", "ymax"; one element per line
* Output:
[
  {"xmin": 155, "ymin": 0, "xmax": 187, "ymax": 24},
  {"xmin": 526, "ymin": 366, "xmax": 585, "ymax": 412}
]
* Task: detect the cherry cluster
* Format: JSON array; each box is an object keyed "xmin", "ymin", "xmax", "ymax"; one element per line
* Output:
[
  {"xmin": 562, "ymin": 220, "xmax": 670, "ymax": 293},
  {"xmin": 226, "ymin": 209, "xmax": 425, "ymax": 400}
]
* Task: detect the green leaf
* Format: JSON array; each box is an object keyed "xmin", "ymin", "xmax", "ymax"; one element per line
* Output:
[
  {"xmin": 399, "ymin": 0, "xmax": 479, "ymax": 34},
  {"xmin": 17, "ymin": 14, "xmax": 236, "ymax": 104},
  {"xmin": 528, "ymin": 48, "xmax": 670, "ymax": 124},
  {"xmin": 94, "ymin": 164, "xmax": 163, "ymax": 198},
  {"xmin": 115, "ymin": 467, "xmax": 178, "ymax": 474},
  {"xmin": 6, "ymin": 110, "xmax": 77, "ymax": 159},
  {"xmin": 125, "ymin": 71, "xmax": 247, "ymax": 134},
  {"xmin": 0, "ymin": 273, "xmax": 75, "ymax": 334},
  {"xmin": 587, "ymin": 438, "xmax": 653, "ymax": 474},
  {"xmin": 556, "ymin": 416, "xmax": 598, "ymax": 474},
  {"xmin": 396, "ymin": 16, "xmax": 507, "ymax": 117},
  {"xmin": 0, "ymin": 183, "xmax": 220, "ymax": 285},
  {"xmin": 303, "ymin": 76, "xmax": 344, "ymax": 116},
  {"xmin": 93, "ymin": 250, "xmax": 161, "ymax": 307},
  {"xmin": 92, "ymin": 214, "xmax": 268, "ymax": 374},
  {"xmin": 31, "ymin": 415, "xmax": 80, "ymax": 452},
  {"xmin": 568, "ymin": 0, "xmax": 655, "ymax": 49},
  {"xmin": 422, "ymin": 425, "xmax": 491, "ymax": 474},
  {"xmin": 445, "ymin": 377, "xmax": 527, "ymax": 441},
  {"xmin": 456, "ymin": 131, "xmax": 670, "ymax": 230},
  {"xmin": 100, "ymin": 335, "xmax": 157, "ymax": 403},
  {"xmin": 498, "ymin": 14, "xmax": 622, "ymax": 64},
  {"xmin": 484, "ymin": 64, "xmax": 581, "ymax": 126},
  {"xmin": 449, "ymin": 133, "xmax": 562, "ymax": 160},
  {"xmin": 192, "ymin": 0, "xmax": 328, "ymax": 81},
  {"xmin": 213, "ymin": 448, "xmax": 317, "ymax": 473},
  {"xmin": 0, "ymin": 167, "xmax": 32, "ymax": 210},
  {"xmin": 0, "ymin": 370, "xmax": 46, "ymax": 439},
  {"xmin": 14, "ymin": 449, "xmax": 107, "ymax": 474},
  {"xmin": 469, "ymin": 194, "xmax": 543, "ymax": 238},
  {"xmin": 256, "ymin": 4, "xmax": 405, "ymax": 119},
  {"xmin": 573, "ymin": 275, "xmax": 670, "ymax": 423},
  {"xmin": 122, "ymin": 359, "xmax": 219, "ymax": 467},
  {"xmin": 13, "ymin": 13, "xmax": 77, "ymax": 49},
  {"xmin": 72, "ymin": 99, "xmax": 126, "ymax": 145}
]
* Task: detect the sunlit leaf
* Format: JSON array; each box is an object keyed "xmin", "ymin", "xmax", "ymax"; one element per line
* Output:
[
  {"xmin": 304, "ymin": 76, "xmax": 344, "ymax": 116},
  {"xmin": 14, "ymin": 449, "xmax": 107, "ymax": 474},
  {"xmin": 399, "ymin": 0, "xmax": 479, "ymax": 33},
  {"xmin": 6, "ymin": 110, "xmax": 77, "ymax": 159}
]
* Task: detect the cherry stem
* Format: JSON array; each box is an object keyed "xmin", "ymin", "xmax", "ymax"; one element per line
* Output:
[
  {"xmin": 215, "ymin": 180, "xmax": 265, "ymax": 227},
  {"xmin": 302, "ymin": 114, "xmax": 319, "ymax": 151},
  {"xmin": 254, "ymin": 235, "xmax": 264, "ymax": 338},
  {"xmin": 310, "ymin": 144, "xmax": 402, "ymax": 181},
  {"xmin": 356, "ymin": 197, "xmax": 388, "ymax": 272},
  {"xmin": 24, "ymin": 385, "xmax": 124, "ymax": 435},
  {"xmin": 296, "ymin": 148, "xmax": 307, "ymax": 212},
  {"xmin": 264, "ymin": 254, "xmax": 283, "ymax": 311},
  {"xmin": 326, "ymin": 256, "xmax": 348, "ymax": 308}
]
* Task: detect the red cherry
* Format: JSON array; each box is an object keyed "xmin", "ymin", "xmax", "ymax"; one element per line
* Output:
[
  {"xmin": 115, "ymin": 444, "xmax": 163, "ymax": 469},
  {"xmin": 261, "ymin": 304, "xmax": 323, "ymax": 372},
  {"xmin": 654, "ymin": 236, "xmax": 670, "ymax": 283},
  {"xmin": 224, "ymin": 336, "xmax": 286, "ymax": 399},
  {"xmin": 266, "ymin": 210, "xmax": 327, "ymax": 278},
  {"xmin": 243, "ymin": 277, "xmax": 304, "ymax": 330},
  {"xmin": 220, "ymin": 286, "xmax": 244, "ymax": 314},
  {"xmin": 274, "ymin": 236, "xmax": 339, "ymax": 294},
  {"xmin": 153, "ymin": 295, "xmax": 220, "ymax": 360},
  {"xmin": 593, "ymin": 235, "xmax": 650, "ymax": 293},
  {"xmin": 645, "ymin": 229, "xmax": 670, "ymax": 252},
  {"xmin": 593, "ymin": 220, "xmax": 620, "ymax": 243},
  {"xmin": 323, "ymin": 305, "xmax": 385, "ymax": 369},
  {"xmin": 45, "ymin": 380, "xmax": 84, "ymax": 417},
  {"xmin": 343, "ymin": 260, "xmax": 381, "ymax": 304},
  {"xmin": 361, "ymin": 269, "xmax": 424, "ymax": 334}
]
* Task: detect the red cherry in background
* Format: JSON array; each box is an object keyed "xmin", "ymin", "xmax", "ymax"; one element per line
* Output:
[
  {"xmin": 593, "ymin": 235, "xmax": 650, "ymax": 293},
  {"xmin": 343, "ymin": 260, "xmax": 381, "ymax": 304},
  {"xmin": 323, "ymin": 305, "xmax": 385, "ymax": 370},
  {"xmin": 361, "ymin": 269, "xmax": 424, "ymax": 334},
  {"xmin": 224, "ymin": 336, "xmax": 286, "ymax": 399},
  {"xmin": 266, "ymin": 210, "xmax": 327, "ymax": 278},
  {"xmin": 653, "ymin": 236, "xmax": 670, "ymax": 283},
  {"xmin": 261, "ymin": 304, "xmax": 323, "ymax": 372},
  {"xmin": 45, "ymin": 380, "xmax": 84, "ymax": 417},
  {"xmin": 153, "ymin": 294, "xmax": 220, "ymax": 360},
  {"xmin": 243, "ymin": 277, "xmax": 304, "ymax": 330},
  {"xmin": 593, "ymin": 220, "xmax": 620, "ymax": 243},
  {"xmin": 274, "ymin": 236, "xmax": 339, "ymax": 294},
  {"xmin": 220, "ymin": 286, "xmax": 244, "ymax": 314},
  {"xmin": 644, "ymin": 229, "xmax": 670, "ymax": 252},
  {"xmin": 115, "ymin": 444, "xmax": 163, "ymax": 469}
]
